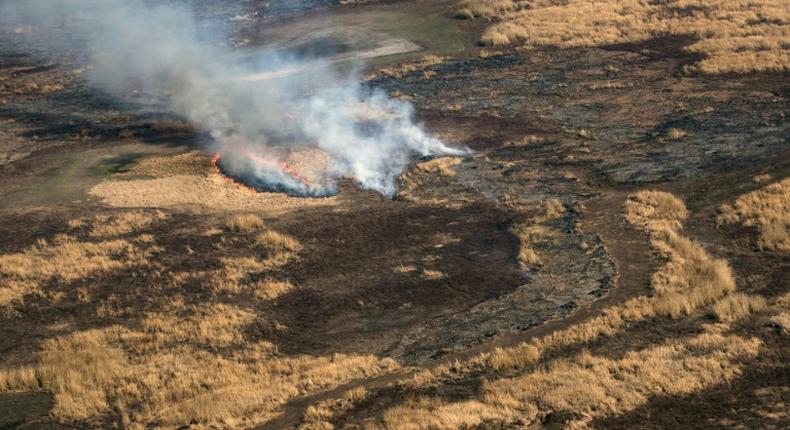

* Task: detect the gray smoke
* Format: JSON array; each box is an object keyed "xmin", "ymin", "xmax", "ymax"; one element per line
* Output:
[{"xmin": 1, "ymin": 0, "xmax": 469, "ymax": 196}]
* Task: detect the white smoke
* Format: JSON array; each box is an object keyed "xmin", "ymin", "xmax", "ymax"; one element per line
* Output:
[{"xmin": 1, "ymin": 0, "xmax": 469, "ymax": 196}]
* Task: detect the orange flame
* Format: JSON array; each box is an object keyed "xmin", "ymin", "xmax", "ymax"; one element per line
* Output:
[{"xmin": 211, "ymin": 148, "xmax": 312, "ymax": 194}]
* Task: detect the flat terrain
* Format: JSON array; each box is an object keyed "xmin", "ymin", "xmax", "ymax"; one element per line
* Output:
[{"xmin": 0, "ymin": 1, "xmax": 787, "ymax": 429}]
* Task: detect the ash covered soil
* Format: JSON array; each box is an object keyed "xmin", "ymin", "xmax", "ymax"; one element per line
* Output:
[{"xmin": 0, "ymin": 1, "xmax": 788, "ymax": 429}]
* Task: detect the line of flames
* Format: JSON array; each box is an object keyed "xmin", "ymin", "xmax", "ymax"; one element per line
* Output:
[{"xmin": 210, "ymin": 151, "xmax": 311, "ymax": 194}]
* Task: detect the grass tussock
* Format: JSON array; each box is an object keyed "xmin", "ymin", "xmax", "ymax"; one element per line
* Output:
[
  {"xmin": 717, "ymin": 177, "xmax": 790, "ymax": 252},
  {"xmin": 226, "ymin": 214, "xmax": 266, "ymax": 233},
  {"xmin": 712, "ymin": 293, "xmax": 767, "ymax": 323},
  {"xmin": 467, "ymin": 0, "xmax": 790, "ymax": 73}
]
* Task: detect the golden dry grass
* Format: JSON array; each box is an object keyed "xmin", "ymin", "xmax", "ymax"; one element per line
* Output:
[
  {"xmin": 510, "ymin": 198, "xmax": 565, "ymax": 269},
  {"xmin": 394, "ymin": 189, "xmax": 743, "ymax": 414},
  {"xmin": 0, "ymin": 234, "xmax": 159, "ymax": 307},
  {"xmin": 0, "ymin": 308, "xmax": 399, "ymax": 428},
  {"xmin": 299, "ymin": 387, "xmax": 368, "ymax": 430},
  {"xmin": 666, "ymin": 128, "xmax": 688, "ymax": 140},
  {"xmin": 771, "ymin": 312, "xmax": 790, "ymax": 335},
  {"xmin": 378, "ymin": 333, "xmax": 761, "ymax": 429},
  {"xmin": 624, "ymin": 190, "xmax": 688, "ymax": 232},
  {"xmin": 456, "ymin": 0, "xmax": 515, "ymax": 19},
  {"xmin": 626, "ymin": 190, "xmax": 735, "ymax": 318},
  {"xmin": 89, "ymin": 210, "xmax": 168, "ymax": 237},
  {"xmin": 712, "ymin": 293, "xmax": 767, "ymax": 323},
  {"xmin": 466, "ymin": 0, "xmax": 790, "ymax": 73},
  {"xmin": 252, "ymin": 279, "xmax": 294, "ymax": 300},
  {"xmin": 377, "ymin": 55, "xmax": 445, "ymax": 79},
  {"xmin": 414, "ymin": 157, "xmax": 462, "ymax": 178},
  {"xmin": 717, "ymin": 177, "xmax": 790, "ymax": 252},
  {"xmin": 512, "ymin": 224, "xmax": 558, "ymax": 269},
  {"xmin": 227, "ymin": 214, "xmax": 266, "ymax": 233}
]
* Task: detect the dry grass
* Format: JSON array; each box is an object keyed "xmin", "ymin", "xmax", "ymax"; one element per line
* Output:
[
  {"xmin": 89, "ymin": 210, "xmax": 168, "ymax": 237},
  {"xmin": 299, "ymin": 387, "xmax": 368, "ymax": 430},
  {"xmin": 512, "ymin": 224, "xmax": 558, "ymax": 269},
  {"xmin": 377, "ymin": 55, "xmax": 445, "ymax": 79},
  {"xmin": 771, "ymin": 312, "xmax": 790, "ymax": 335},
  {"xmin": 626, "ymin": 191, "xmax": 736, "ymax": 318},
  {"xmin": 227, "ymin": 214, "xmax": 266, "ymax": 233},
  {"xmin": 252, "ymin": 279, "xmax": 294, "ymax": 300},
  {"xmin": 666, "ymin": 128, "xmax": 688, "ymax": 140},
  {"xmin": 717, "ymin": 177, "xmax": 789, "ymax": 252},
  {"xmin": 712, "ymin": 293, "xmax": 767, "ymax": 323},
  {"xmin": 400, "ymin": 190, "xmax": 738, "ymax": 391},
  {"xmin": 624, "ymin": 190, "xmax": 688, "ymax": 232},
  {"xmin": 378, "ymin": 333, "xmax": 760, "ymax": 428},
  {"xmin": 0, "ymin": 234, "xmax": 158, "ymax": 307},
  {"xmin": 467, "ymin": 0, "xmax": 790, "ymax": 73},
  {"xmin": 456, "ymin": 0, "xmax": 515, "ymax": 19},
  {"xmin": 415, "ymin": 157, "xmax": 462, "ymax": 178},
  {"xmin": 0, "ymin": 308, "xmax": 399, "ymax": 428}
]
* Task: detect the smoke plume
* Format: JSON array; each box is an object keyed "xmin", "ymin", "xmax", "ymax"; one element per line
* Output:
[{"xmin": 1, "ymin": 0, "xmax": 469, "ymax": 196}]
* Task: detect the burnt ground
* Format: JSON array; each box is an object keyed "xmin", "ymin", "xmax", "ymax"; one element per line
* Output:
[{"xmin": 0, "ymin": 1, "xmax": 788, "ymax": 429}]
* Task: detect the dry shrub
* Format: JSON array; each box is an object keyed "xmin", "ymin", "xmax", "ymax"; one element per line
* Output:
[
  {"xmin": 252, "ymin": 279, "xmax": 294, "ymax": 300},
  {"xmin": 0, "ymin": 235, "xmax": 158, "ymax": 307},
  {"xmin": 717, "ymin": 178, "xmax": 789, "ymax": 252},
  {"xmin": 377, "ymin": 334, "xmax": 760, "ymax": 429},
  {"xmin": 472, "ymin": 0, "xmax": 790, "ymax": 73},
  {"xmin": 712, "ymin": 293, "xmax": 767, "ymax": 323},
  {"xmin": 415, "ymin": 157, "xmax": 462, "ymax": 177},
  {"xmin": 90, "ymin": 210, "xmax": 167, "ymax": 237},
  {"xmin": 226, "ymin": 214, "xmax": 266, "ymax": 233}
]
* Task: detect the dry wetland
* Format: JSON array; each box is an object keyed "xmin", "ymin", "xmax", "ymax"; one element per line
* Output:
[{"xmin": 0, "ymin": 0, "xmax": 787, "ymax": 429}]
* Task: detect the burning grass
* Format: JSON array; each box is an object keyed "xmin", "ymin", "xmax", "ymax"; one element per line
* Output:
[
  {"xmin": 464, "ymin": 0, "xmax": 790, "ymax": 73},
  {"xmin": 89, "ymin": 152, "xmax": 338, "ymax": 211},
  {"xmin": 717, "ymin": 177, "xmax": 790, "ymax": 252}
]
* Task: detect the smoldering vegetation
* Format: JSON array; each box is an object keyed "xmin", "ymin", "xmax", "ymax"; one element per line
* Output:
[{"xmin": 1, "ymin": 0, "xmax": 467, "ymax": 196}]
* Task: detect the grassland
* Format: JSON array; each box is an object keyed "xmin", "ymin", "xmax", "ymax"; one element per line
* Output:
[{"xmin": 460, "ymin": 0, "xmax": 790, "ymax": 73}]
